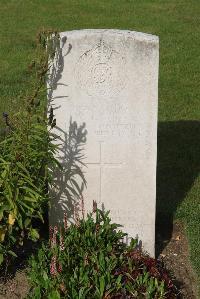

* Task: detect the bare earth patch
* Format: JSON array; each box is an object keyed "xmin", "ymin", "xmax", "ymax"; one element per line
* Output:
[
  {"xmin": 0, "ymin": 269, "xmax": 29, "ymax": 299},
  {"xmin": 158, "ymin": 221, "xmax": 198, "ymax": 299}
]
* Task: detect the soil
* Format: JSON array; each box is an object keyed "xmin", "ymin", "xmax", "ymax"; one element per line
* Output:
[
  {"xmin": 0, "ymin": 239, "xmax": 38, "ymax": 299},
  {"xmin": 0, "ymin": 221, "xmax": 198, "ymax": 299},
  {"xmin": 157, "ymin": 221, "xmax": 198, "ymax": 299},
  {"xmin": 0, "ymin": 269, "xmax": 29, "ymax": 299}
]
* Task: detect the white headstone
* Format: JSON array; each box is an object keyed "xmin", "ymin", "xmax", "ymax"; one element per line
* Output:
[{"xmin": 49, "ymin": 29, "xmax": 159, "ymax": 256}]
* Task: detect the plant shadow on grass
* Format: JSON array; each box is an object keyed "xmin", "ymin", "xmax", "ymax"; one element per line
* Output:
[{"xmin": 156, "ymin": 120, "xmax": 200, "ymax": 257}]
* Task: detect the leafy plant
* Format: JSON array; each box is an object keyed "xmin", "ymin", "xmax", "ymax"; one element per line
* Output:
[
  {"xmin": 0, "ymin": 30, "xmax": 61, "ymax": 267},
  {"xmin": 28, "ymin": 204, "xmax": 178, "ymax": 299}
]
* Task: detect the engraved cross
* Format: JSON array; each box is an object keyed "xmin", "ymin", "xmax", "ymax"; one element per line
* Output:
[{"xmin": 86, "ymin": 141, "xmax": 123, "ymax": 202}]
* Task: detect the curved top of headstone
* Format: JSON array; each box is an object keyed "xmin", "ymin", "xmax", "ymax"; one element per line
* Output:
[{"xmin": 60, "ymin": 29, "xmax": 159, "ymax": 44}]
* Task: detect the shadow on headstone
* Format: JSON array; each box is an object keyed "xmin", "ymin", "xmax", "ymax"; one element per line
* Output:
[
  {"xmin": 49, "ymin": 119, "xmax": 87, "ymax": 226},
  {"xmin": 47, "ymin": 35, "xmax": 88, "ymax": 226},
  {"xmin": 47, "ymin": 35, "xmax": 72, "ymax": 106},
  {"xmin": 156, "ymin": 120, "xmax": 200, "ymax": 256}
]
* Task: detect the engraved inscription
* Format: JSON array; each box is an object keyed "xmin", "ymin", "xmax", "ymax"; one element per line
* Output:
[
  {"xmin": 75, "ymin": 40, "xmax": 127, "ymax": 98},
  {"xmin": 95, "ymin": 123, "xmax": 140, "ymax": 138},
  {"xmin": 71, "ymin": 103, "xmax": 129, "ymax": 120}
]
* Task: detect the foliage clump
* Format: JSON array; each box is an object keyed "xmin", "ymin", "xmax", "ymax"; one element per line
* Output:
[
  {"xmin": 28, "ymin": 203, "xmax": 178, "ymax": 299},
  {"xmin": 0, "ymin": 30, "xmax": 60, "ymax": 265}
]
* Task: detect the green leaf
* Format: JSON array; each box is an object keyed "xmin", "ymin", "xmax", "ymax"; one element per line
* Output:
[
  {"xmin": 5, "ymin": 189, "xmax": 15, "ymax": 209},
  {"xmin": 8, "ymin": 250, "xmax": 17, "ymax": 257},
  {"xmin": 23, "ymin": 196, "xmax": 37, "ymax": 203},
  {"xmin": 16, "ymin": 162, "xmax": 30, "ymax": 176},
  {"xmin": 0, "ymin": 210, "xmax": 3, "ymax": 221},
  {"xmin": 99, "ymin": 276, "xmax": 105, "ymax": 296},
  {"xmin": 20, "ymin": 201, "xmax": 34, "ymax": 212},
  {"xmin": 29, "ymin": 228, "xmax": 40, "ymax": 241},
  {"xmin": 23, "ymin": 187, "xmax": 41, "ymax": 197},
  {"xmin": 43, "ymin": 271, "xmax": 48, "ymax": 281},
  {"xmin": 0, "ymin": 157, "xmax": 8, "ymax": 163},
  {"xmin": 48, "ymin": 290, "xmax": 60, "ymax": 299},
  {"xmin": 24, "ymin": 218, "xmax": 31, "ymax": 228},
  {"xmin": 116, "ymin": 274, "xmax": 122, "ymax": 290},
  {"xmin": 37, "ymin": 211, "xmax": 44, "ymax": 222},
  {"xmin": 0, "ymin": 253, "xmax": 3, "ymax": 265},
  {"xmin": 1, "ymin": 169, "xmax": 7, "ymax": 180}
]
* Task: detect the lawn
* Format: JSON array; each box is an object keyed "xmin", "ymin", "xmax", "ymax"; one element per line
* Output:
[{"xmin": 0, "ymin": 0, "xmax": 199, "ymax": 293}]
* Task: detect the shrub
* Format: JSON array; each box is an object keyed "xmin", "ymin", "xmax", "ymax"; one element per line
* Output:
[
  {"xmin": 28, "ymin": 203, "xmax": 178, "ymax": 299},
  {"xmin": 0, "ymin": 30, "xmax": 60, "ymax": 266}
]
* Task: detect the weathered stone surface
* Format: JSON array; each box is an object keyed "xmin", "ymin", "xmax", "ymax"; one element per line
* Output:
[{"xmin": 49, "ymin": 29, "xmax": 159, "ymax": 256}]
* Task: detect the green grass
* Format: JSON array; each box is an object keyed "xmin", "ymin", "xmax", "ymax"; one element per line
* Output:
[{"xmin": 0, "ymin": 0, "xmax": 200, "ymax": 292}]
